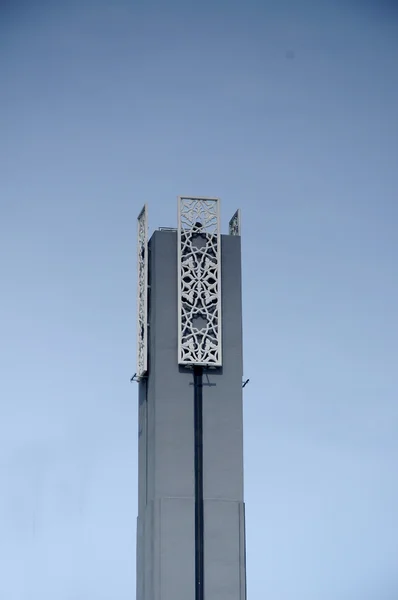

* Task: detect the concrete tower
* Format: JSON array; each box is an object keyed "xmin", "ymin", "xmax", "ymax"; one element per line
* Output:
[{"xmin": 135, "ymin": 198, "xmax": 246, "ymax": 600}]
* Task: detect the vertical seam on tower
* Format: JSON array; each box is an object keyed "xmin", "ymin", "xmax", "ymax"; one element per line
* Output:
[
  {"xmin": 193, "ymin": 366, "xmax": 204, "ymax": 600},
  {"xmin": 145, "ymin": 380, "xmax": 148, "ymax": 507}
]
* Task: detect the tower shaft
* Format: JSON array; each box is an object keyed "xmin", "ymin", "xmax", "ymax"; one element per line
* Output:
[{"xmin": 136, "ymin": 219, "xmax": 246, "ymax": 600}]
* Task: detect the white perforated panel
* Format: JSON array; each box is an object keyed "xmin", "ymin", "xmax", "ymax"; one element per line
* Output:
[
  {"xmin": 177, "ymin": 197, "xmax": 222, "ymax": 366},
  {"xmin": 137, "ymin": 204, "xmax": 148, "ymax": 377},
  {"xmin": 229, "ymin": 209, "xmax": 241, "ymax": 236}
]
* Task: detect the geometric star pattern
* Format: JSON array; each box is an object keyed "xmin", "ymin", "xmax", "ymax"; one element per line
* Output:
[
  {"xmin": 136, "ymin": 204, "xmax": 148, "ymax": 377},
  {"xmin": 178, "ymin": 197, "xmax": 222, "ymax": 366}
]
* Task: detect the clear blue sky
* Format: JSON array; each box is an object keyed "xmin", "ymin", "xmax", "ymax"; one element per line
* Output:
[{"xmin": 1, "ymin": 1, "xmax": 397, "ymax": 598}]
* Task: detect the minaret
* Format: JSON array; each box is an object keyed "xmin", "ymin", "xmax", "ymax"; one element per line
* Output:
[{"xmin": 135, "ymin": 198, "xmax": 246, "ymax": 600}]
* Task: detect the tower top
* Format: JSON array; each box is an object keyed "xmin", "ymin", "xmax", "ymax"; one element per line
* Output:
[{"xmin": 136, "ymin": 197, "xmax": 241, "ymax": 378}]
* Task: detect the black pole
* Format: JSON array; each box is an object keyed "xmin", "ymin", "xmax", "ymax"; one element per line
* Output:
[{"xmin": 193, "ymin": 365, "xmax": 204, "ymax": 600}]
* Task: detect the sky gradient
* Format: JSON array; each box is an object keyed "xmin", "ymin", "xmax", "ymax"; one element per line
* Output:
[{"xmin": 1, "ymin": 1, "xmax": 398, "ymax": 599}]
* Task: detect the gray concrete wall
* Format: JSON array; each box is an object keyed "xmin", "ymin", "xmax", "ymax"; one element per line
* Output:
[
  {"xmin": 136, "ymin": 230, "xmax": 246, "ymax": 600},
  {"xmin": 202, "ymin": 234, "xmax": 246, "ymax": 600},
  {"xmin": 203, "ymin": 500, "xmax": 246, "ymax": 600}
]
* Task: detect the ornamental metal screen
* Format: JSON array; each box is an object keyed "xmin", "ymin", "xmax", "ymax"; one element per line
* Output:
[
  {"xmin": 229, "ymin": 209, "xmax": 241, "ymax": 236},
  {"xmin": 177, "ymin": 197, "xmax": 222, "ymax": 366},
  {"xmin": 136, "ymin": 204, "xmax": 148, "ymax": 377}
]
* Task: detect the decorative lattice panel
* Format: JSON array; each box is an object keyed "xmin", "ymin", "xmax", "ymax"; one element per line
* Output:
[
  {"xmin": 229, "ymin": 209, "xmax": 241, "ymax": 236},
  {"xmin": 137, "ymin": 204, "xmax": 148, "ymax": 377},
  {"xmin": 177, "ymin": 197, "xmax": 222, "ymax": 366}
]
